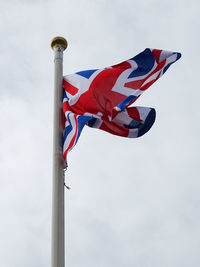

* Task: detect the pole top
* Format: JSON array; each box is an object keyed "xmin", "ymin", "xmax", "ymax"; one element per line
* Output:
[{"xmin": 51, "ymin": 36, "xmax": 68, "ymax": 51}]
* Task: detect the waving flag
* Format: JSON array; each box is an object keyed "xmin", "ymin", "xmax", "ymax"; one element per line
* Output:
[{"xmin": 63, "ymin": 48, "xmax": 181, "ymax": 160}]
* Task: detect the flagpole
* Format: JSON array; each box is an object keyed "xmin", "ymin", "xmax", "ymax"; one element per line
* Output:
[{"xmin": 50, "ymin": 36, "xmax": 68, "ymax": 267}]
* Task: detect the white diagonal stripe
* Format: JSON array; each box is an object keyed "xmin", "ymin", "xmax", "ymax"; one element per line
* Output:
[{"xmin": 63, "ymin": 112, "xmax": 77, "ymax": 153}]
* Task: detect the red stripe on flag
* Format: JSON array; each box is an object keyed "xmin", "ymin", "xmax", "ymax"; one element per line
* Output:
[
  {"xmin": 63, "ymin": 79, "xmax": 79, "ymax": 96},
  {"xmin": 141, "ymin": 72, "xmax": 161, "ymax": 91},
  {"xmin": 152, "ymin": 49, "xmax": 162, "ymax": 63},
  {"xmin": 139, "ymin": 60, "xmax": 165, "ymax": 91},
  {"xmin": 63, "ymin": 101, "xmax": 70, "ymax": 113},
  {"xmin": 112, "ymin": 61, "xmax": 132, "ymax": 69},
  {"xmin": 125, "ymin": 79, "xmax": 144, "ymax": 90},
  {"xmin": 99, "ymin": 119, "xmax": 129, "ymax": 137},
  {"xmin": 127, "ymin": 107, "xmax": 142, "ymax": 122},
  {"xmin": 124, "ymin": 58, "xmax": 166, "ymax": 91}
]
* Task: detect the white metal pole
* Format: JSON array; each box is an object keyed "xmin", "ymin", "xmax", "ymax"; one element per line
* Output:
[{"xmin": 51, "ymin": 37, "xmax": 68, "ymax": 267}]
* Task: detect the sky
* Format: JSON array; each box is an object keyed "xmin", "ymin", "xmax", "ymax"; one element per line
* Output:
[{"xmin": 0, "ymin": 0, "xmax": 199, "ymax": 266}]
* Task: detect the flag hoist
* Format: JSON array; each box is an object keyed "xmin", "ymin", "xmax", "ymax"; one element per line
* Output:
[{"xmin": 51, "ymin": 36, "xmax": 68, "ymax": 267}]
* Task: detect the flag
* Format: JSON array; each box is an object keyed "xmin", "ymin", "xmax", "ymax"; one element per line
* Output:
[{"xmin": 63, "ymin": 48, "xmax": 181, "ymax": 160}]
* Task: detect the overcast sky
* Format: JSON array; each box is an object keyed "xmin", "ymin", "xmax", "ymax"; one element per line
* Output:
[{"xmin": 0, "ymin": 0, "xmax": 199, "ymax": 266}]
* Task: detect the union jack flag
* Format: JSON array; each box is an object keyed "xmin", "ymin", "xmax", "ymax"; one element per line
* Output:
[{"xmin": 63, "ymin": 48, "xmax": 181, "ymax": 160}]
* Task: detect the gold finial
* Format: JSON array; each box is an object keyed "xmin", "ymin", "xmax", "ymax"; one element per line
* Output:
[{"xmin": 51, "ymin": 36, "xmax": 68, "ymax": 51}]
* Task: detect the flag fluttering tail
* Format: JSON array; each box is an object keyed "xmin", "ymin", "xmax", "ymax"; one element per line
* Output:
[{"xmin": 63, "ymin": 48, "xmax": 181, "ymax": 160}]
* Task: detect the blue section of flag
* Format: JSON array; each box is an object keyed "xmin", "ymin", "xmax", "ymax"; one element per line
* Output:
[
  {"xmin": 75, "ymin": 115, "xmax": 93, "ymax": 145},
  {"xmin": 176, "ymin": 52, "xmax": 182, "ymax": 61},
  {"xmin": 117, "ymin": 95, "xmax": 137, "ymax": 110},
  {"xmin": 163, "ymin": 52, "xmax": 182, "ymax": 74},
  {"xmin": 128, "ymin": 48, "xmax": 155, "ymax": 78},
  {"xmin": 87, "ymin": 117, "xmax": 97, "ymax": 127},
  {"xmin": 63, "ymin": 113, "xmax": 73, "ymax": 142},
  {"xmin": 124, "ymin": 119, "xmax": 143, "ymax": 129},
  {"xmin": 76, "ymin": 69, "xmax": 98, "ymax": 79},
  {"xmin": 63, "ymin": 88, "xmax": 69, "ymax": 100},
  {"xmin": 138, "ymin": 108, "xmax": 156, "ymax": 137}
]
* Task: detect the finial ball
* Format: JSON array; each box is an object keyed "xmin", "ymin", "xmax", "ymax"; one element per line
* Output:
[{"xmin": 51, "ymin": 36, "xmax": 68, "ymax": 51}]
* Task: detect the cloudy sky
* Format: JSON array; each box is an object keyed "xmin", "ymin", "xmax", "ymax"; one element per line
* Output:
[{"xmin": 0, "ymin": 0, "xmax": 199, "ymax": 266}]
